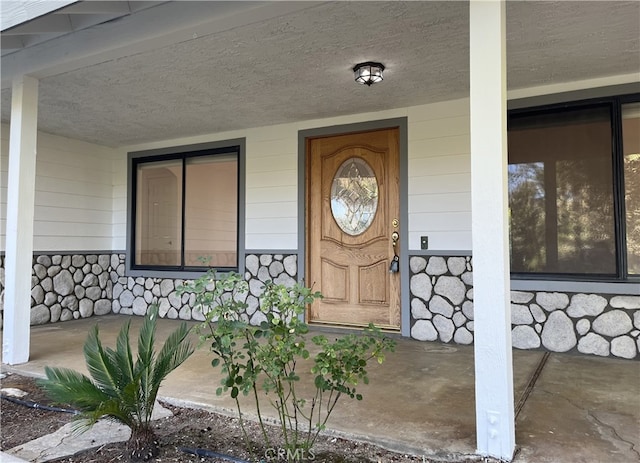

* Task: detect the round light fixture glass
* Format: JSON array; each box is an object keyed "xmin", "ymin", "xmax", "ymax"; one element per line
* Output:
[{"xmin": 353, "ymin": 61, "xmax": 385, "ymax": 86}]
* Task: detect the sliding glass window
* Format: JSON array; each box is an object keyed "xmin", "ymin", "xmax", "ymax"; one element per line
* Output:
[
  {"xmin": 508, "ymin": 96, "xmax": 638, "ymax": 280},
  {"xmin": 132, "ymin": 147, "xmax": 239, "ymax": 271}
]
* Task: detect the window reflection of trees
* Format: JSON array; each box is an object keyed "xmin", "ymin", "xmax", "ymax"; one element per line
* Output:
[
  {"xmin": 623, "ymin": 105, "xmax": 640, "ymax": 276},
  {"xmin": 625, "ymin": 153, "xmax": 640, "ymax": 275},
  {"xmin": 508, "ymin": 107, "xmax": 616, "ymax": 275},
  {"xmin": 508, "ymin": 156, "xmax": 616, "ymax": 274},
  {"xmin": 509, "ymin": 163, "xmax": 546, "ymax": 272},
  {"xmin": 555, "ymin": 158, "xmax": 615, "ymax": 274}
]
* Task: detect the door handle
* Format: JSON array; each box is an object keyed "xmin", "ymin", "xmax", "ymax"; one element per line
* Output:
[
  {"xmin": 391, "ymin": 231, "xmax": 399, "ymax": 247},
  {"xmin": 390, "ymin": 230, "xmax": 400, "ymax": 273}
]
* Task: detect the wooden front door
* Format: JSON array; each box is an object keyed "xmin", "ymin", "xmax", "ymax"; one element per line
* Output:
[{"xmin": 306, "ymin": 128, "xmax": 400, "ymax": 330}]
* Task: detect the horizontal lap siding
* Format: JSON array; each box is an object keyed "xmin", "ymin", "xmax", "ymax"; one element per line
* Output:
[
  {"xmin": 408, "ymin": 99, "xmax": 471, "ymax": 250},
  {"xmin": 245, "ymin": 130, "xmax": 298, "ymax": 249},
  {"xmin": 1, "ymin": 124, "xmax": 119, "ymax": 251},
  {"xmin": 0, "ymin": 134, "xmax": 7, "ymax": 248},
  {"xmin": 111, "ymin": 171, "xmax": 127, "ymax": 251},
  {"xmin": 246, "ymin": 202, "xmax": 297, "ymax": 219}
]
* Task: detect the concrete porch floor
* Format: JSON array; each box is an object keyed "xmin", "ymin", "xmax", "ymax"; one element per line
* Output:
[{"xmin": 2, "ymin": 314, "xmax": 639, "ymax": 463}]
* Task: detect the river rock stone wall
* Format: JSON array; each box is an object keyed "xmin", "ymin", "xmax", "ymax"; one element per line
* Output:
[
  {"xmin": 0, "ymin": 253, "xmax": 122, "ymax": 327},
  {"xmin": 409, "ymin": 255, "xmax": 640, "ymax": 360},
  {"xmin": 112, "ymin": 253, "xmax": 298, "ymax": 324},
  {"xmin": 3, "ymin": 252, "xmax": 637, "ymax": 359},
  {"xmin": 0, "ymin": 253, "xmax": 297, "ymax": 328}
]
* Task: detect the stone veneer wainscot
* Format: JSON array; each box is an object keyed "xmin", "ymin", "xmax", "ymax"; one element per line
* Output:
[
  {"xmin": 2, "ymin": 253, "xmax": 638, "ymax": 359},
  {"xmin": 0, "ymin": 253, "xmax": 297, "ymax": 328},
  {"xmin": 0, "ymin": 253, "xmax": 119, "ymax": 327},
  {"xmin": 409, "ymin": 255, "xmax": 640, "ymax": 360},
  {"xmin": 112, "ymin": 253, "xmax": 298, "ymax": 324}
]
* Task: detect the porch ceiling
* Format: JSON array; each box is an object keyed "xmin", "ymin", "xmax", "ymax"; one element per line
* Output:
[{"xmin": 1, "ymin": 1, "xmax": 639, "ymax": 148}]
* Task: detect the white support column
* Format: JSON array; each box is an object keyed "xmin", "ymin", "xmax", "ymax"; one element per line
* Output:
[
  {"xmin": 469, "ymin": 1, "xmax": 515, "ymax": 460},
  {"xmin": 2, "ymin": 75, "xmax": 39, "ymax": 365}
]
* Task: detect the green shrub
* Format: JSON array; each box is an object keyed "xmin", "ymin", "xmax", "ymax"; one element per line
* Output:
[
  {"xmin": 38, "ymin": 305, "xmax": 194, "ymax": 461},
  {"xmin": 179, "ymin": 271, "xmax": 395, "ymax": 461}
]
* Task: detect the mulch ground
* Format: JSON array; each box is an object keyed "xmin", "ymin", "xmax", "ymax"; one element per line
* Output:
[{"xmin": 1, "ymin": 372, "xmax": 497, "ymax": 463}]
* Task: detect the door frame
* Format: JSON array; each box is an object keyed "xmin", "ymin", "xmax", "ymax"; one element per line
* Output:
[{"xmin": 297, "ymin": 117, "xmax": 410, "ymax": 336}]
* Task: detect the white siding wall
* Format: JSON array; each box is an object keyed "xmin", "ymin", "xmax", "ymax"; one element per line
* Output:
[
  {"xmin": 120, "ymin": 98, "xmax": 472, "ymax": 252},
  {"xmin": 0, "ymin": 124, "xmax": 120, "ymax": 251},
  {"xmin": 407, "ymin": 98, "xmax": 471, "ymax": 250},
  {"xmin": 0, "ymin": 126, "xmax": 8, "ymax": 248},
  {"xmin": 244, "ymin": 126, "xmax": 298, "ymax": 250},
  {"xmin": 112, "ymin": 153, "xmax": 127, "ymax": 251},
  {"xmin": 1, "ymin": 98, "xmax": 474, "ymax": 254}
]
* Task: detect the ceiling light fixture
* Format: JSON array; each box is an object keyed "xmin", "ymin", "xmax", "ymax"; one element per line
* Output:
[{"xmin": 353, "ymin": 61, "xmax": 385, "ymax": 86}]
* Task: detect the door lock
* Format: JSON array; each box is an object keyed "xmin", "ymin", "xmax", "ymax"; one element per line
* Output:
[
  {"xmin": 389, "ymin": 255, "xmax": 399, "ymax": 273},
  {"xmin": 390, "ymin": 231, "xmax": 400, "ymax": 273}
]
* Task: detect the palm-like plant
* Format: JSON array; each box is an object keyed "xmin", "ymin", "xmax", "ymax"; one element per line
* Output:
[{"xmin": 38, "ymin": 306, "xmax": 194, "ymax": 461}]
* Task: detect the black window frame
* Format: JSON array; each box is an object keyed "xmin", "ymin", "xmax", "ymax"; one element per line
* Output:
[
  {"xmin": 127, "ymin": 139, "xmax": 245, "ymax": 277},
  {"xmin": 507, "ymin": 93, "xmax": 640, "ymax": 282}
]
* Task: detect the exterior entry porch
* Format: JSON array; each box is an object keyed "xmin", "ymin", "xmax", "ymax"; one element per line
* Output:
[
  {"xmin": 2, "ymin": 2, "xmax": 639, "ymax": 462},
  {"xmin": 3, "ymin": 314, "xmax": 639, "ymax": 463}
]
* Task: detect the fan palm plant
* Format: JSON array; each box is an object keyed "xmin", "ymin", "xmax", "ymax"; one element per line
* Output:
[{"xmin": 38, "ymin": 305, "xmax": 194, "ymax": 461}]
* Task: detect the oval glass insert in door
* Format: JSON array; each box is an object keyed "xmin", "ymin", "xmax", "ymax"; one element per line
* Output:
[{"xmin": 330, "ymin": 157, "xmax": 379, "ymax": 235}]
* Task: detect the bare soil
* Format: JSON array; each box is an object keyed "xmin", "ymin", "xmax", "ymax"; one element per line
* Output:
[{"xmin": 1, "ymin": 372, "xmax": 496, "ymax": 463}]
